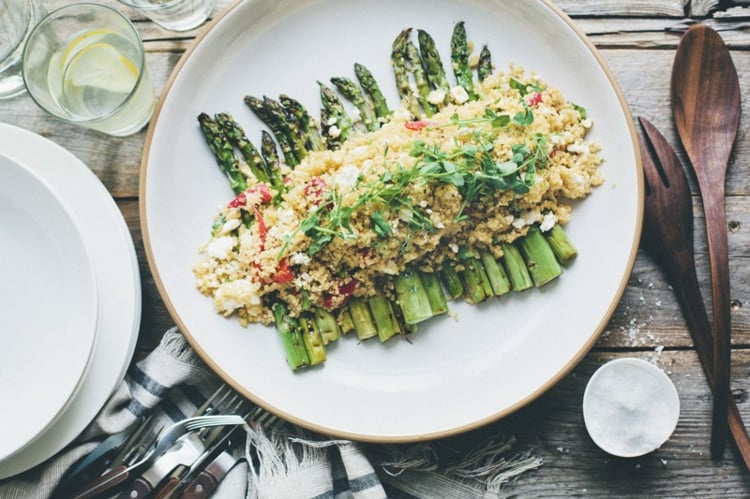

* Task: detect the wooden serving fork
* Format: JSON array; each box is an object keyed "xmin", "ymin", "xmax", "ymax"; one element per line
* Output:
[{"xmin": 639, "ymin": 116, "xmax": 750, "ymax": 470}]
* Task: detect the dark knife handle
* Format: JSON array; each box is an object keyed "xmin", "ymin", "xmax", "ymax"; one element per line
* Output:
[
  {"xmin": 181, "ymin": 471, "xmax": 221, "ymax": 499},
  {"xmin": 115, "ymin": 477, "xmax": 152, "ymax": 499},
  {"xmin": 153, "ymin": 464, "xmax": 189, "ymax": 499},
  {"xmin": 52, "ymin": 449, "xmax": 117, "ymax": 498},
  {"xmin": 70, "ymin": 465, "xmax": 131, "ymax": 499}
]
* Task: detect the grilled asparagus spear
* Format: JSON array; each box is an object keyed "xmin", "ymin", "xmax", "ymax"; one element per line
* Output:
[
  {"xmin": 318, "ymin": 81, "xmax": 353, "ymax": 149},
  {"xmin": 418, "ymin": 29, "xmax": 450, "ymax": 94},
  {"xmin": 450, "ymin": 21, "xmax": 477, "ymax": 100},
  {"xmin": 477, "ymin": 44, "xmax": 493, "ymax": 82},
  {"xmin": 244, "ymin": 95, "xmax": 299, "ymax": 166},
  {"xmin": 391, "ymin": 28, "xmax": 421, "ymax": 118},
  {"xmin": 279, "ymin": 94, "xmax": 326, "ymax": 152},
  {"xmin": 330, "ymin": 76, "xmax": 378, "ymax": 132},
  {"xmin": 354, "ymin": 62, "xmax": 391, "ymax": 120},
  {"xmin": 197, "ymin": 113, "xmax": 247, "ymax": 194},
  {"xmin": 214, "ymin": 112, "xmax": 271, "ymax": 185}
]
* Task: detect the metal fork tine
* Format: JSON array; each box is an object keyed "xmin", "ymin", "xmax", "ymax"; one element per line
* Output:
[
  {"xmin": 108, "ymin": 415, "xmax": 159, "ymax": 469},
  {"xmin": 195, "ymin": 383, "xmax": 232, "ymax": 416}
]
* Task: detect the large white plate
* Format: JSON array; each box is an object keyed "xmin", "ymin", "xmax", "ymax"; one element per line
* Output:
[
  {"xmin": 0, "ymin": 155, "xmax": 98, "ymax": 462},
  {"xmin": 142, "ymin": 0, "xmax": 642, "ymax": 441},
  {"xmin": 0, "ymin": 123, "xmax": 141, "ymax": 478}
]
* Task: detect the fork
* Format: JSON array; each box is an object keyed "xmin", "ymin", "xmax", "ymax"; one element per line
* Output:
[
  {"xmin": 639, "ymin": 116, "xmax": 750, "ymax": 470},
  {"xmin": 156, "ymin": 386, "xmax": 285, "ymax": 499},
  {"xmin": 71, "ymin": 414, "xmax": 247, "ymax": 499}
]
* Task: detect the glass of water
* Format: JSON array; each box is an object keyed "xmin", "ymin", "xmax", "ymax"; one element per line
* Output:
[
  {"xmin": 0, "ymin": 0, "xmax": 42, "ymax": 99},
  {"xmin": 22, "ymin": 4, "xmax": 156, "ymax": 137},
  {"xmin": 116, "ymin": 0, "xmax": 216, "ymax": 32}
]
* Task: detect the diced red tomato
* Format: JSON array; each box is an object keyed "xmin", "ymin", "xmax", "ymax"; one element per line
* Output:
[
  {"xmin": 527, "ymin": 92, "xmax": 543, "ymax": 107},
  {"xmin": 272, "ymin": 258, "xmax": 294, "ymax": 284},
  {"xmin": 248, "ymin": 183, "xmax": 272, "ymax": 203},
  {"xmin": 252, "ymin": 205, "xmax": 267, "ymax": 251},
  {"xmin": 227, "ymin": 183, "xmax": 272, "ymax": 209},
  {"xmin": 227, "ymin": 192, "xmax": 247, "ymax": 209},
  {"xmin": 339, "ymin": 279, "xmax": 357, "ymax": 297},
  {"xmin": 405, "ymin": 120, "xmax": 436, "ymax": 131},
  {"xmin": 322, "ymin": 279, "xmax": 358, "ymax": 309}
]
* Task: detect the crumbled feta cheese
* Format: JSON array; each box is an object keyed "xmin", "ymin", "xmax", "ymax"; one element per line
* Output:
[
  {"xmin": 326, "ymin": 117, "xmax": 338, "ymax": 127},
  {"xmin": 328, "ymin": 125, "xmax": 341, "ymax": 138},
  {"xmin": 214, "ymin": 279, "xmax": 258, "ymax": 313},
  {"xmin": 290, "ymin": 252, "xmax": 311, "ymax": 266},
  {"xmin": 419, "ymin": 200, "xmax": 428, "ymax": 208},
  {"xmin": 552, "ymin": 131, "xmax": 574, "ymax": 146},
  {"xmin": 525, "ymin": 210, "xmax": 542, "ymax": 224},
  {"xmin": 393, "ymin": 106, "xmax": 412, "ymax": 120},
  {"xmin": 219, "ymin": 218, "xmax": 241, "ymax": 235},
  {"xmin": 540, "ymin": 212, "xmax": 557, "ymax": 232},
  {"xmin": 279, "ymin": 209, "xmax": 296, "ymax": 225},
  {"xmin": 511, "ymin": 217, "xmax": 526, "ymax": 229},
  {"xmin": 427, "ymin": 89, "xmax": 446, "ymax": 105},
  {"xmin": 449, "ymin": 243, "xmax": 459, "ymax": 253},
  {"xmin": 570, "ymin": 172, "xmax": 586, "ymax": 188},
  {"xmin": 206, "ymin": 236, "xmax": 236, "ymax": 259},
  {"xmin": 567, "ymin": 142, "xmax": 590, "ymax": 155},
  {"xmin": 350, "ymin": 107, "xmax": 361, "ymax": 122},
  {"xmin": 334, "ymin": 164, "xmax": 360, "ymax": 189},
  {"xmin": 582, "ymin": 118, "xmax": 593, "ymax": 129},
  {"xmin": 450, "ymin": 85, "xmax": 470, "ymax": 104}
]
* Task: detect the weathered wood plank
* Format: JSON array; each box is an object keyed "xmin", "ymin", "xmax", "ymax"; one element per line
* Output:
[
  {"xmin": 555, "ymin": 0, "xmax": 686, "ymax": 17},
  {"xmin": 691, "ymin": 0, "xmax": 720, "ymax": 16},
  {"xmin": 43, "ymin": 0, "xmax": 688, "ymax": 19}
]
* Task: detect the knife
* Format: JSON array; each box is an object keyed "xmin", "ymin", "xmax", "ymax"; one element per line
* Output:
[
  {"xmin": 51, "ymin": 422, "xmax": 140, "ymax": 498},
  {"xmin": 113, "ymin": 434, "xmax": 206, "ymax": 499},
  {"xmin": 165, "ymin": 428, "xmax": 245, "ymax": 499}
]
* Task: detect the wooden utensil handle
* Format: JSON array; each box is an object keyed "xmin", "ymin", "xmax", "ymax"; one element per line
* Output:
[
  {"xmin": 702, "ymin": 195, "xmax": 732, "ymax": 459},
  {"xmin": 115, "ymin": 477, "xmax": 152, "ymax": 499},
  {"xmin": 181, "ymin": 471, "xmax": 221, "ymax": 499},
  {"xmin": 71, "ymin": 465, "xmax": 131, "ymax": 499},
  {"xmin": 673, "ymin": 274, "xmax": 750, "ymax": 469}
]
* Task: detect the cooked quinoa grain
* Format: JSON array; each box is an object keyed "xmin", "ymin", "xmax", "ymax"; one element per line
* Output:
[{"xmin": 193, "ymin": 67, "xmax": 604, "ymax": 325}]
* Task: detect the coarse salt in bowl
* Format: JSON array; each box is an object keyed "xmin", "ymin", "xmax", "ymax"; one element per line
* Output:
[{"xmin": 583, "ymin": 358, "xmax": 680, "ymax": 457}]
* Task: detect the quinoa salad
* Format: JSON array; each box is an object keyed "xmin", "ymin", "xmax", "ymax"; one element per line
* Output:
[{"xmin": 193, "ymin": 66, "xmax": 604, "ymax": 328}]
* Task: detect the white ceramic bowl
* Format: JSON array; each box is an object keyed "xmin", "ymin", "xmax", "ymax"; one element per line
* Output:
[{"xmin": 583, "ymin": 358, "xmax": 680, "ymax": 457}]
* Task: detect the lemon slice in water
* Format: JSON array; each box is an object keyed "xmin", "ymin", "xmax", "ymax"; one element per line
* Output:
[{"xmin": 64, "ymin": 41, "xmax": 139, "ymax": 95}]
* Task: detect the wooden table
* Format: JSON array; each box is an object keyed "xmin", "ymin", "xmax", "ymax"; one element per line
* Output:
[{"xmin": 4, "ymin": 0, "xmax": 750, "ymax": 495}]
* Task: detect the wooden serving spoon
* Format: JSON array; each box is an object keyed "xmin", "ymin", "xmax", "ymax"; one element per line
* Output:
[{"xmin": 671, "ymin": 24, "xmax": 741, "ymax": 459}]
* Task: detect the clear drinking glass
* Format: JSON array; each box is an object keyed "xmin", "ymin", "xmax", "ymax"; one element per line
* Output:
[
  {"xmin": 0, "ymin": 0, "xmax": 42, "ymax": 99},
  {"xmin": 22, "ymin": 4, "xmax": 156, "ymax": 137},
  {"xmin": 116, "ymin": 0, "xmax": 216, "ymax": 32}
]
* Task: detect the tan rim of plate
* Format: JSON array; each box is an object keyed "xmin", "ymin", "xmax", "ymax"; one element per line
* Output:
[{"xmin": 139, "ymin": 0, "xmax": 644, "ymax": 443}]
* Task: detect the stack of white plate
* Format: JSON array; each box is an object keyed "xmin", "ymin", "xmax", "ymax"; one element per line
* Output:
[{"xmin": 0, "ymin": 123, "xmax": 141, "ymax": 479}]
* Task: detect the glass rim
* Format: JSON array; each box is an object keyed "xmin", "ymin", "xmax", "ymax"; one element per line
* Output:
[
  {"xmin": 0, "ymin": 1, "xmax": 37, "ymax": 61},
  {"xmin": 21, "ymin": 2, "xmax": 149, "ymax": 127},
  {"xmin": 115, "ymin": 0, "xmax": 201, "ymax": 11}
]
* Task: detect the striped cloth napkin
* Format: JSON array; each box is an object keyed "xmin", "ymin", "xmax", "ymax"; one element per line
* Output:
[{"xmin": 0, "ymin": 328, "xmax": 541, "ymax": 498}]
